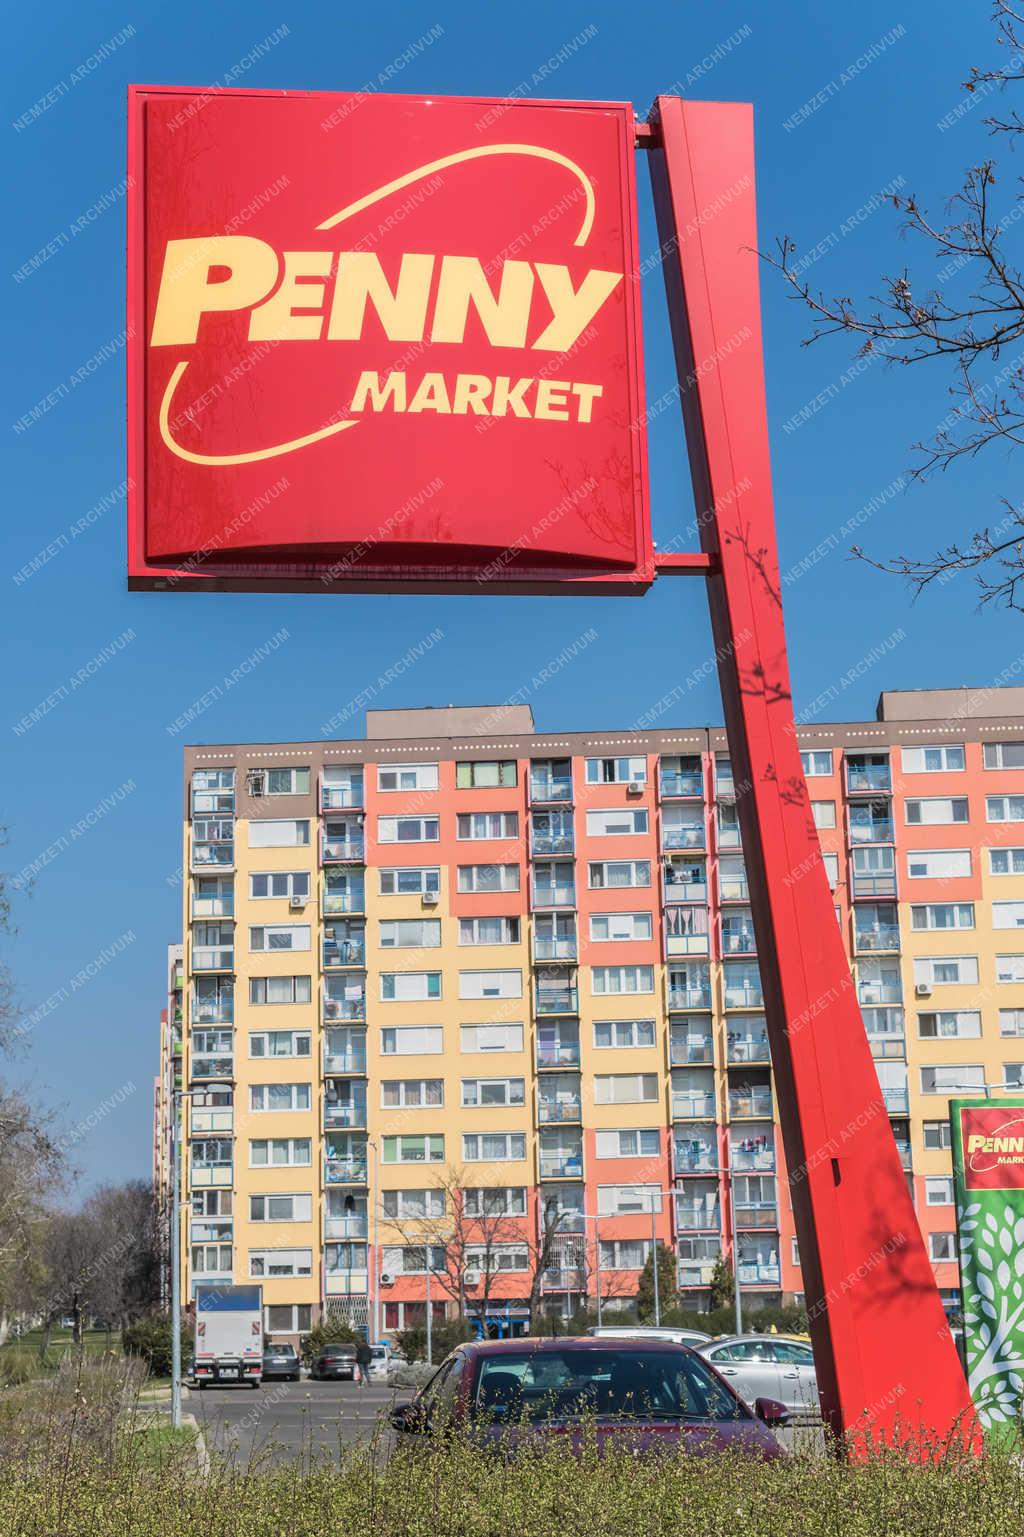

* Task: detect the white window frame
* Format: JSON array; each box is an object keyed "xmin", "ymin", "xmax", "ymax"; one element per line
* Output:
[
  {"xmin": 249, "ymin": 1247, "xmax": 312, "ymax": 1278},
  {"xmin": 585, "ymin": 756, "xmax": 647, "ymax": 785},
  {"xmin": 594, "ymin": 1073, "xmax": 659, "ymax": 1104},
  {"xmin": 377, "ymin": 816, "xmax": 440, "ymax": 844},
  {"xmin": 905, "ymin": 797, "xmax": 970, "ymax": 826},
  {"xmin": 810, "ymin": 800, "xmax": 836, "ymax": 829},
  {"xmin": 461, "ymin": 1077, "xmax": 526, "ymax": 1107},
  {"xmin": 989, "ymin": 848, "xmax": 1024, "ymax": 876},
  {"xmin": 458, "ymin": 969, "xmax": 522, "ymax": 1000},
  {"xmin": 591, "ymin": 964, "xmax": 655, "ymax": 995},
  {"xmin": 585, "ymin": 808, "xmax": 649, "ymax": 837},
  {"xmin": 906, "ymin": 849, "xmax": 972, "ymax": 880},
  {"xmin": 462, "ymin": 1186, "xmax": 527, "ymax": 1217},
  {"xmin": 379, "ymin": 1026, "xmax": 443, "ymax": 1056},
  {"xmin": 377, "ymin": 763, "xmax": 438, "ymax": 793},
  {"xmin": 916, "ymin": 1011, "xmax": 982, "ymax": 1040},
  {"xmin": 379, "ymin": 866, "xmax": 441, "ymax": 895},
  {"xmin": 589, "ymin": 912, "xmax": 654, "ymax": 943},
  {"xmin": 457, "ymin": 863, "xmax": 520, "ymax": 893},
  {"xmin": 248, "ymin": 1137, "xmax": 312, "ymax": 1167},
  {"xmin": 380, "ymin": 971, "xmax": 442, "ymax": 1001},
  {"xmin": 458, "ymin": 916, "xmax": 521, "ymax": 946},
  {"xmin": 262, "ymin": 767, "xmax": 310, "ymax": 797},
  {"xmin": 925, "ymin": 1177, "xmax": 954, "ymax": 1207},
  {"xmin": 456, "ymin": 812, "xmax": 519, "ymax": 840},
  {"xmin": 593, "ymin": 1018, "xmax": 657, "ymax": 1049},
  {"xmin": 380, "ymin": 1079, "xmax": 444, "ymax": 1109},
  {"xmin": 249, "ymin": 1193, "xmax": 312, "ymax": 1223},
  {"xmin": 379, "ymin": 919, "xmax": 442, "ymax": 949},
  {"xmin": 984, "ymin": 742, "xmax": 1024, "ymax": 770},
  {"xmin": 380, "ymin": 1134, "xmax": 446, "ymax": 1164},
  {"xmin": 597, "ymin": 1183, "xmax": 663, "ymax": 1216},
  {"xmin": 249, "ymin": 976, "xmax": 312, "ymax": 1006},
  {"xmin": 247, "ymin": 819, "xmax": 310, "ymax": 848},
  {"xmin": 910, "ymin": 903, "xmax": 975, "ymax": 931},
  {"xmin": 913, "ymin": 955, "xmax": 979, "ymax": 987},
  {"xmin": 800, "ymin": 750, "xmax": 833, "ymax": 777},
  {"xmin": 928, "ymin": 1233, "xmax": 957, "ymax": 1262},
  {"xmin": 987, "ymin": 796, "xmax": 1024, "ymax": 823},
  {"xmin": 997, "ymin": 954, "xmax": 1024, "ymax": 984},
  {"xmin": 595, "ymin": 1128, "xmax": 661, "ymax": 1159},
  {"xmin": 248, "ymin": 1029, "xmax": 311, "ymax": 1058},
  {"xmin": 381, "ymin": 1188, "xmax": 446, "ymax": 1220},
  {"xmin": 993, "ymin": 901, "xmax": 1024, "ymax": 930},
  {"xmin": 462, "ymin": 1132, "xmax": 527, "ymax": 1162},
  {"xmin": 459, "ymin": 1022, "xmax": 524, "ymax": 1054},
  {"xmin": 248, "ymin": 924, "xmax": 311, "ymax": 953},
  {"xmin": 249, "ymin": 1082, "xmax": 312, "ymax": 1113},
  {"xmin": 901, "ymin": 745, "xmax": 965, "ymax": 774},
  {"xmin": 249, "ymin": 871, "xmax": 311, "ymax": 901},
  {"xmin": 920, "ymin": 1065, "xmax": 984, "ymax": 1094},
  {"xmin": 588, "ymin": 860, "xmax": 651, "ymax": 889}
]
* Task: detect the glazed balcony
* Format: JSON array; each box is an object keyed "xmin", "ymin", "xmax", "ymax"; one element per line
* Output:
[
  {"xmin": 853, "ymin": 921, "xmax": 901, "ymax": 954},
  {"xmin": 191, "ymin": 944, "xmax": 234, "ymax": 972},
  {"xmin": 322, "ymin": 981, "xmax": 367, "ymax": 1023},
  {"xmin": 735, "ymin": 1202, "xmax": 778, "ymax": 1229},
  {"xmin": 530, "ymin": 773, "xmax": 573, "ymax": 804},
  {"xmin": 736, "ymin": 1260, "xmax": 781, "ymax": 1286},
  {"xmin": 320, "ymin": 777, "xmax": 364, "ymax": 811},
  {"xmin": 322, "ymin": 932, "xmax": 366, "ymax": 969},
  {"xmin": 191, "ymin": 842, "xmax": 234, "ymax": 870},
  {"xmin": 322, "ymin": 883, "xmax": 366, "ymax": 916},
  {"xmin": 673, "ymin": 1137, "xmax": 718, "ymax": 1175},
  {"xmin": 665, "ymin": 906, "xmax": 710, "ymax": 957},
  {"xmin": 663, "ymin": 860, "xmax": 708, "ymax": 905},
  {"xmin": 537, "ymin": 1095, "xmax": 583, "ymax": 1124},
  {"xmin": 536, "ymin": 1034, "xmax": 581, "ymax": 1070},
  {"xmin": 675, "ymin": 1199, "xmax": 721, "ymax": 1231},
  {"xmin": 672, "ymin": 1089, "xmax": 718, "ymax": 1120},
  {"xmin": 324, "ymin": 1091, "xmax": 368, "ymax": 1130},
  {"xmin": 846, "ymin": 758, "xmax": 892, "ymax": 794},
  {"xmin": 723, "ymin": 974, "xmax": 764, "ymax": 1011},
  {"xmin": 661, "ymin": 820, "xmax": 705, "ymax": 852},
  {"xmin": 321, "ymin": 836, "xmax": 366, "ymax": 864},
  {"xmin": 729, "ymin": 1088, "xmax": 773, "ymax": 1119},
  {"xmin": 531, "ymin": 876, "xmax": 576, "ymax": 908},
  {"xmin": 190, "ymin": 1055, "xmax": 234, "ymax": 1080},
  {"xmin": 725, "ymin": 1025, "xmax": 770, "ymax": 1066},
  {"xmin": 721, "ymin": 914, "xmax": 757, "ymax": 956},
  {"xmin": 729, "ymin": 1134, "xmax": 775, "ymax": 1173},
  {"xmin": 667, "ymin": 969, "xmax": 712, "ymax": 1011},
  {"xmin": 669, "ymin": 1027, "xmax": 714, "ymax": 1066},
  {"xmin": 323, "ymin": 1212, "xmax": 369, "ymax": 1240},
  {"xmin": 678, "ymin": 1260, "xmax": 717, "ymax": 1287},
  {"xmin": 323, "ymin": 1046, "xmax": 367, "ymax": 1075},
  {"xmin": 849, "ymin": 802, "xmax": 895, "ymax": 844},
  {"xmin": 882, "ymin": 1086, "xmax": 910, "ymax": 1114},
  {"xmin": 324, "ymin": 1157, "xmax": 368, "ymax": 1185},
  {"xmin": 659, "ymin": 760, "xmax": 704, "ymax": 799}
]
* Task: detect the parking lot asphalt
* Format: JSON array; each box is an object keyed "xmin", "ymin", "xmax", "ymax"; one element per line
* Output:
[{"xmin": 186, "ymin": 1375, "xmax": 403, "ymax": 1465}]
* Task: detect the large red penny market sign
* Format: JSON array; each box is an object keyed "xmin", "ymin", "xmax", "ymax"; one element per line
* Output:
[{"xmin": 126, "ymin": 86, "xmax": 650, "ymax": 592}]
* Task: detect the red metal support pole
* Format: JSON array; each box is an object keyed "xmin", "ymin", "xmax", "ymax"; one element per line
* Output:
[{"xmin": 646, "ymin": 95, "xmax": 976, "ymax": 1451}]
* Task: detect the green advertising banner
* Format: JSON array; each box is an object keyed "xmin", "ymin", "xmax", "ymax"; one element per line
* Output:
[{"xmin": 950, "ymin": 1097, "xmax": 1024, "ymax": 1439}]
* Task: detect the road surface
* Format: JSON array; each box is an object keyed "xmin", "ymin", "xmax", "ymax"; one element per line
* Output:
[{"xmin": 186, "ymin": 1376, "xmax": 402, "ymax": 1465}]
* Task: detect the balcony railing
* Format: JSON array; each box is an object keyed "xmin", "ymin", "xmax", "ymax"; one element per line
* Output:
[
  {"xmin": 869, "ymin": 1037, "xmax": 906, "ymax": 1060},
  {"xmin": 721, "ymin": 930, "xmax": 757, "ymax": 956},
  {"xmin": 668, "ymin": 985, "xmax": 713, "ymax": 1011},
  {"xmin": 724, "ymin": 983, "xmax": 764, "ymax": 1010},
  {"xmin": 854, "ymin": 924, "xmax": 901, "ymax": 953},
  {"xmin": 847, "ymin": 765, "xmax": 892, "ymax": 793},
  {"xmin": 672, "ymin": 1091, "xmax": 718, "ymax": 1119},
  {"xmin": 190, "ymin": 1109, "xmax": 233, "ymax": 1134},
  {"xmin": 670, "ymin": 1035, "xmax": 714, "ymax": 1065},
  {"xmin": 729, "ymin": 1091, "xmax": 773, "ymax": 1118},
  {"xmin": 676, "ymin": 1200, "xmax": 720, "ymax": 1229},
  {"xmin": 191, "ymin": 1002, "xmax": 233, "ymax": 1025},
  {"xmin": 191, "ymin": 896, "xmax": 232, "ymax": 919},
  {"xmin": 192, "ymin": 947, "xmax": 234, "ymax": 972},
  {"xmin": 737, "ymin": 1261, "xmax": 780, "ymax": 1285},
  {"xmin": 531, "ymin": 833, "xmax": 574, "ymax": 856},
  {"xmin": 730, "ymin": 1146, "xmax": 775, "ymax": 1172},
  {"xmin": 323, "ymin": 890, "xmax": 366, "ymax": 915},
  {"xmin": 720, "ymin": 876, "xmax": 750, "ymax": 903},
  {"xmin": 678, "ymin": 1261, "xmax": 716, "ymax": 1287},
  {"xmin": 533, "ymin": 936, "xmax": 578, "ymax": 961},
  {"xmin": 726, "ymin": 1035, "xmax": 770, "ymax": 1065},
  {"xmin": 664, "ymin": 877, "xmax": 708, "ymax": 905},
  {"xmin": 894, "ymin": 1140, "xmax": 913, "ymax": 1170},
  {"xmin": 189, "ymin": 1164, "xmax": 233, "ymax": 1188},
  {"xmin": 324, "ymin": 1159, "xmax": 368, "ymax": 1184},
  {"xmin": 849, "ymin": 820, "xmax": 895, "ymax": 845},
  {"xmin": 662, "ymin": 826, "xmax": 705, "ymax": 851},
  {"xmin": 324, "ymin": 1214, "xmax": 369, "ymax": 1239},
  {"xmin": 530, "ymin": 776, "xmax": 573, "ymax": 803},
  {"xmin": 536, "ymin": 1043, "xmax": 581, "ymax": 1069},
  {"xmin": 851, "ymin": 873, "xmax": 897, "ymax": 898},
  {"xmin": 323, "ymin": 1050, "xmax": 367, "ymax": 1075},
  {"xmin": 538, "ymin": 1098, "xmax": 583, "ymax": 1123},
  {"xmin": 321, "ymin": 786, "xmax": 363, "ymax": 810},
  {"xmin": 190, "ymin": 1056, "xmax": 233, "ymax": 1079},
  {"xmin": 535, "ymin": 988, "xmax": 578, "ymax": 1015},
  {"xmin": 323, "ymin": 939, "xmax": 366, "ymax": 968},
  {"xmin": 735, "ymin": 1202, "xmax": 778, "ymax": 1228},
  {"xmin": 321, "ymin": 839, "xmax": 366, "ymax": 863},
  {"xmin": 323, "ymin": 996, "xmax": 367, "ymax": 1023},
  {"xmin": 882, "ymin": 1087, "xmax": 910, "ymax": 1114},
  {"xmin": 857, "ymin": 981, "xmax": 903, "ymax": 1006},
  {"xmin": 532, "ymin": 883, "xmax": 576, "ymax": 908},
  {"xmin": 539, "ymin": 1154, "xmax": 583, "ymax": 1179},
  {"xmin": 325, "ymin": 1101, "xmax": 368, "ymax": 1129},
  {"xmin": 660, "ymin": 771, "xmax": 704, "ymax": 798},
  {"xmin": 191, "ymin": 844, "xmax": 234, "ymax": 868},
  {"xmin": 674, "ymin": 1147, "xmax": 718, "ymax": 1174}
]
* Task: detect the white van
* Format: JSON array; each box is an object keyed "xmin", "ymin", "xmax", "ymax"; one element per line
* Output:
[{"xmin": 586, "ymin": 1324, "xmax": 711, "ymax": 1346}]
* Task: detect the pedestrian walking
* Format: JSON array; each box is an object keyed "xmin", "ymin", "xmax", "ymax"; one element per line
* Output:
[{"xmin": 355, "ymin": 1336, "xmax": 372, "ymax": 1387}]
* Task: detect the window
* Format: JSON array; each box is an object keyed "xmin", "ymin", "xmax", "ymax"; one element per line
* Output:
[
  {"xmin": 917, "ymin": 1011, "xmax": 982, "ymax": 1039},
  {"xmin": 911, "ymin": 904, "xmax": 975, "ymax": 931},
  {"xmin": 192, "ymin": 875, "xmax": 234, "ymax": 917},
  {"xmin": 458, "ymin": 863, "xmax": 520, "ymax": 893},
  {"xmin": 250, "ymin": 1083, "xmax": 311, "ymax": 1112},
  {"xmin": 377, "ymin": 763, "xmax": 438, "ymax": 792},
  {"xmin": 597, "ymin": 1184, "xmax": 662, "ymax": 1216},
  {"xmin": 929, "ymin": 1233, "xmax": 957, "ymax": 1263},
  {"xmin": 902, "ymin": 745, "xmax": 965, "ymax": 773},
  {"xmin": 380, "ymin": 1025, "xmax": 443, "ymax": 1056},
  {"xmin": 381, "ymin": 971, "xmax": 441, "ymax": 1001},
  {"xmin": 190, "ymin": 1138, "xmax": 232, "ymax": 1168},
  {"xmin": 1000, "ymin": 1009, "xmax": 1024, "ymax": 1037},
  {"xmin": 585, "ymin": 756, "xmax": 647, "ymax": 785},
  {"xmin": 191, "ymin": 767, "xmax": 235, "ymax": 811},
  {"xmin": 984, "ymin": 742, "xmax": 1024, "ymax": 769},
  {"xmin": 462, "ymin": 1186, "xmax": 526, "ymax": 1217},
  {"xmin": 593, "ymin": 1018, "xmax": 656, "ymax": 1049},
  {"xmin": 381, "ymin": 1188, "xmax": 446, "ymax": 1220},
  {"xmin": 249, "ymin": 1248, "xmax": 312, "ymax": 1278},
  {"xmin": 599, "ymin": 1239, "xmax": 654, "ymax": 1270},
  {"xmin": 381, "ymin": 1079, "xmax": 444, "ymax": 1108},
  {"xmin": 379, "ymin": 866, "xmax": 440, "ymax": 895},
  {"xmin": 265, "ymin": 1303, "xmax": 313, "ymax": 1333},
  {"xmin": 914, "ymin": 956, "xmax": 979, "ymax": 987},
  {"xmin": 381, "ymin": 1244, "xmax": 447, "ymax": 1274},
  {"xmin": 249, "ymin": 976, "xmax": 311, "ymax": 1006},
  {"xmin": 990, "ymin": 848, "xmax": 1024, "ymax": 875},
  {"xmin": 810, "ymin": 800, "xmax": 836, "ymax": 830},
  {"xmin": 459, "ymin": 970, "xmax": 522, "ymax": 1000},
  {"xmin": 588, "ymin": 860, "xmax": 651, "ymax": 888},
  {"xmin": 1005, "ymin": 1064, "xmax": 1024, "ymax": 1089},
  {"xmin": 591, "ymin": 965, "xmax": 654, "ymax": 995},
  {"xmin": 994, "ymin": 901, "xmax": 1024, "ymax": 930},
  {"xmin": 250, "ymin": 1193, "xmax": 312, "ymax": 1223},
  {"xmin": 262, "ymin": 767, "xmax": 310, "ymax": 796},
  {"xmin": 997, "ymin": 954, "xmax": 1024, "ymax": 984},
  {"xmin": 249, "ymin": 924, "xmax": 310, "ymax": 952},
  {"xmin": 456, "ymin": 812, "xmax": 519, "ymax": 839},
  {"xmin": 465, "ymin": 1243, "xmax": 530, "ymax": 1273},
  {"xmin": 907, "ymin": 849, "xmax": 971, "ymax": 879},
  {"xmin": 923, "ymin": 1121, "xmax": 952, "ymax": 1151},
  {"xmin": 589, "ymin": 912, "xmax": 653, "ymax": 942},
  {"xmin": 925, "ymin": 1177, "xmax": 954, "ymax": 1207},
  {"xmin": 248, "ymin": 819, "xmax": 310, "ymax": 847},
  {"xmin": 456, "ymin": 760, "xmax": 518, "ymax": 788},
  {"xmin": 905, "ymin": 798, "xmax": 969, "ymax": 825},
  {"xmin": 459, "ymin": 916, "xmax": 521, "ymax": 946},
  {"xmin": 462, "ymin": 1132, "xmax": 526, "ymax": 1161},
  {"xmin": 249, "ymin": 1029, "xmax": 311, "ymax": 1058},
  {"xmin": 378, "ymin": 816, "xmax": 439, "ymax": 843},
  {"xmin": 249, "ymin": 871, "xmax": 310, "ymax": 902},
  {"xmin": 987, "ymin": 796, "xmax": 1024, "ymax": 822},
  {"xmin": 249, "ymin": 1138, "xmax": 311, "ymax": 1166},
  {"xmin": 594, "ymin": 1073, "xmax": 659, "ymax": 1104},
  {"xmin": 800, "ymin": 750, "xmax": 833, "ymax": 776},
  {"xmin": 381, "ymin": 1134, "xmax": 445, "ymax": 1164},
  {"xmin": 379, "ymin": 919, "xmax": 441, "ymax": 948},
  {"xmin": 462, "ymin": 1077, "xmax": 525, "ymax": 1107},
  {"xmin": 586, "ymin": 808, "xmax": 649, "ymax": 836},
  {"xmin": 920, "ymin": 1065, "xmax": 984, "ymax": 1094},
  {"xmin": 191, "ymin": 1242, "xmax": 232, "ymax": 1274},
  {"xmin": 460, "ymin": 1022, "xmax": 524, "ymax": 1053},
  {"xmin": 595, "ymin": 1128, "xmax": 661, "ymax": 1159},
  {"xmin": 822, "ymin": 852, "xmax": 840, "ymax": 888}
]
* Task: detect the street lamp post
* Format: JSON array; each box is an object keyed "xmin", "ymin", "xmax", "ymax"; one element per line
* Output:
[
  {"xmin": 426, "ymin": 1267, "xmax": 433, "ymax": 1366},
  {"xmin": 723, "ymin": 1151, "xmax": 743, "ymax": 1336},
  {"xmin": 650, "ymin": 1197, "xmax": 660, "ymax": 1327},
  {"xmin": 367, "ymin": 1137, "xmax": 380, "ymax": 1343},
  {"xmin": 170, "ymin": 1087, "xmax": 195, "ymax": 1432}
]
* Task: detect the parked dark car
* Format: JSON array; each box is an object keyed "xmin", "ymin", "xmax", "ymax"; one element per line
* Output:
[
  {"xmin": 309, "ymin": 1342, "xmax": 359, "ymax": 1381},
  {"xmin": 262, "ymin": 1343, "xmax": 301, "ymax": 1381},
  {"xmin": 389, "ymin": 1337, "xmax": 788, "ymax": 1458}
]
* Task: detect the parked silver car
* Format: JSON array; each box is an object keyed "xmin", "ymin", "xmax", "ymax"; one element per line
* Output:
[
  {"xmin": 698, "ymin": 1335, "xmax": 818, "ymax": 1415},
  {"xmin": 587, "ymin": 1325, "xmax": 711, "ymax": 1347}
]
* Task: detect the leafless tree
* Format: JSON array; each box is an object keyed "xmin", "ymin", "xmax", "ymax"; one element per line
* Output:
[
  {"xmin": 766, "ymin": 1, "xmax": 1024, "ymax": 610},
  {"xmin": 0, "ymin": 1083, "xmax": 65, "ymax": 1336}
]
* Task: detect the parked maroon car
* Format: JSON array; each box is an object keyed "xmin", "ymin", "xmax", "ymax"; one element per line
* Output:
[{"xmin": 389, "ymin": 1337, "xmax": 789, "ymax": 1458}]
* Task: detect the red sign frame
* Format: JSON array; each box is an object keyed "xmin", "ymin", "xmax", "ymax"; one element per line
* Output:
[{"xmin": 126, "ymin": 86, "xmax": 651, "ymax": 593}]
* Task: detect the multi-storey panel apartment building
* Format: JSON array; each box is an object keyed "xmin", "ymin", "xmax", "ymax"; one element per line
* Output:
[{"xmin": 170, "ymin": 690, "xmax": 1024, "ymax": 1341}]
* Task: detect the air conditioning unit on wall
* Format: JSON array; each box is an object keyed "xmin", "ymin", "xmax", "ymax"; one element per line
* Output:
[
  {"xmin": 626, "ymin": 782, "xmax": 644, "ymax": 797},
  {"xmin": 422, "ymin": 891, "xmax": 439, "ymax": 906}
]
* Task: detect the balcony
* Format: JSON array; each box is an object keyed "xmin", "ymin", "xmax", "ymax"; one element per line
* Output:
[
  {"xmin": 735, "ymin": 1202, "xmax": 778, "ymax": 1229},
  {"xmin": 663, "ymin": 869, "xmax": 708, "ymax": 905},
  {"xmin": 190, "ymin": 1056, "xmax": 233, "ymax": 1080},
  {"xmin": 660, "ymin": 769, "xmax": 704, "ymax": 799},
  {"xmin": 191, "ymin": 1000, "xmax": 233, "ymax": 1026},
  {"xmin": 723, "ymin": 979, "xmax": 764, "ymax": 1010},
  {"xmin": 721, "ymin": 924, "xmax": 756, "ymax": 957},
  {"xmin": 530, "ymin": 774, "xmax": 573, "ymax": 804},
  {"xmin": 678, "ymin": 1260, "xmax": 717, "ymax": 1287},
  {"xmin": 324, "ymin": 1213, "xmax": 369, "ymax": 1240},
  {"xmin": 737, "ymin": 1261, "xmax": 781, "ymax": 1286},
  {"xmin": 849, "ymin": 804, "xmax": 895, "ymax": 844},
  {"xmin": 729, "ymin": 1143, "xmax": 775, "ymax": 1173},
  {"xmin": 321, "ymin": 784, "xmax": 363, "ymax": 811},
  {"xmin": 882, "ymin": 1087, "xmax": 910, "ymax": 1114},
  {"xmin": 854, "ymin": 923, "xmax": 901, "ymax": 953},
  {"xmin": 533, "ymin": 932, "xmax": 577, "ymax": 962},
  {"xmin": 539, "ymin": 1153, "xmax": 583, "ymax": 1180},
  {"xmin": 190, "ymin": 1107, "xmax": 233, "ymax": 1134},
  {"xmin": 667, "ymin": 970, "xmax": 712, "ymax": 1010},
  {"xmin": 192, "ymin": 945, "xmax": 234, "ymax": 972},
  {"xmin": 729, "ymin": 1089, "xmax": 773, "ymax": 1118},
  {"xmin": 857, "ymin": 976, "xmax": 903, "ymax": 1007},
  {"xmin": 665, "ymin": 908, "xmax": 710, "ymax": 957},
  {"xmin": 847, "ymin": 762, "xmax": 892, "ymax": 794},
  {"xmin": 726, "ymin": 1030, "xmax": 770, "ymax": 1066},
  {"xmin": 538, "ymin": 1096, "xmax": 583, "ymax": 1124},
  {"xmin": 536, "ymin": 1041, "xmax": 581, "ymax": 1069},
  {"xmin": 534, "ymin": 977, "xmax": 578, "ymax": 1015},
  {"xmin": 189, "ymin": 1164, "xmax": 232, "ymax": 1189},
  {"xmin": 676, "ymin": 1200, "xmax": 720, "ymax": 1230},
  {"xmin": 869, "ymin": 1037, "xmax": 906, "ymax": 1060},
  {"xmin": 672, "ymin": 1091, "xmax": 718, "ymax": 1120},
  {"xmin": 191, "ymin": 843, "xmax": 234, "ymax": 869},
  {"xmin": 669, "ymin": 1031, "xmax": 714, "ymax": 1066},
  {"xmin": 673, "ymin": 1141, "xmax": 718, "ymax": 1175},
  {"xmin": 531, "ymin": 830, "xmax": 574, "ymax": 857},
  {"xmin": 323, "ymin": 887, "xmax": 366, "ymax": 916},
  {"xmin": 323, "ymin": 1048, "xmax": 367, "ymax": 1075},
  {"xmin": 324, "ymin": 1272, "xmax": 369, "ymax": 1296},
  {"xmin": 851, "ymin": 871, "xmax": 897, "ymax": 899},
  {"xmin": 323, "ymin": 936, "xmax": 366, "ymax": 968},
  {"xmin": 719, "ymin": 869, "xmax": 749, "ymax": 903},
  {"xmin": 324, "ymin": 1098, "xmax": 368, "ymax": 1130},
  {"xmin": 323, "ymin": 989, "xmax": 367, "ymax": 1023},
  {"xmin": 531, "ymin": 881, "xmax": 575, "ymax": 908},
  {"xmin": 321, "ymin": 837, "xmax": 365, "ymax": 864},
  {"xmin": 661, "ymin": 824, "xmax": 705, "ymax": 852},
  {"xmin": 895, "ymin": 1140, "xmax": 913, "ymax": 1170},
  {"xmin": 324, "ymin": 1158, "xmax": 368, "ymax": 1185}
]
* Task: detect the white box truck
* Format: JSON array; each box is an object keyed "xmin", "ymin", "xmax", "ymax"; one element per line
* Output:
[{"xmin": 192, "ymin": 1284, "xmax": 263, "ymax": 1387}]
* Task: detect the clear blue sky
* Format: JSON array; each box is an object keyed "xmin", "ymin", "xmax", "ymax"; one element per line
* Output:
[{"xmin": 1, "ymin": 0, "xmax": 1017, "ymax": 1186}]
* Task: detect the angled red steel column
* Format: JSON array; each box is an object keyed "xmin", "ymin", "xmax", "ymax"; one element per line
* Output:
[{"xmin": 647, "ymin": 95, "xmax": 976, "ymax": 1449}]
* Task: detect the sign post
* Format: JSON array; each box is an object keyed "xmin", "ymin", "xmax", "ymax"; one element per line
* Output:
[
  {"xmin": 127, "ymin": 84, "xmax": 978, "ymax": 1450},
  {"xmin": 951, "ymin": 1097, "xmax": 1024, "ymax": 1440}
]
